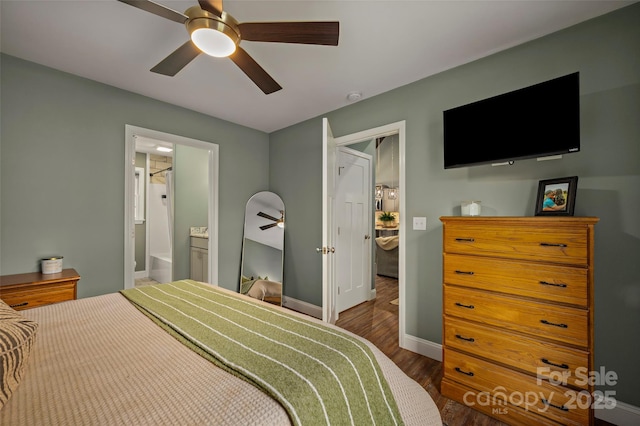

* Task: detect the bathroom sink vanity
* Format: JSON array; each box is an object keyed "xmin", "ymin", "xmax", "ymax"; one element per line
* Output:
[{"xmin": 190, "ymin": 231, "xmax": 208, "ymax": 282}]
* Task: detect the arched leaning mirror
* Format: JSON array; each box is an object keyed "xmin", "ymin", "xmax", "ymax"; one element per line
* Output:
[{"xmin": 240, "ymin": 191, "xmax": 284, "ymax": 306}]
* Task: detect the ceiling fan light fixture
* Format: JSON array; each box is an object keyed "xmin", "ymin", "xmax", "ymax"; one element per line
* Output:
[
  {"xmin": 191, "ymin": 19, "xmax": 238, "ymax": 58},
  {"xmin": 190, "ymin": 25, "xmax": 237, "ymax": 57},
  {"xmin": 185, "ymin": 7, "xmax": 240, "ymax": 58}
]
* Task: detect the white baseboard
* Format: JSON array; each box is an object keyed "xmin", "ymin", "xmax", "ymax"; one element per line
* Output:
[
  {"xmin": 401, "ymin": 333, "xmax": 442, "ymax": 362},
  {"xmin": 282, "ymin": 296, "xmax": 322, "ymax": 319},
  {"xmin": 369, "ymin": 288, "xmax": 377, "ymax": 300},
  {"xmin": 595, "ymin": 398, "xmax": 640, "ymax": 426},
  {"xmin": 134, "ymin": 270, "xmax": 147, "ymax": 279}
]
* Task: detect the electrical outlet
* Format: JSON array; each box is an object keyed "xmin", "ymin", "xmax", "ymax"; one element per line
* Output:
[{"xmin": 413, "ymin": 217, "xmax": 427, "ymax": 230}]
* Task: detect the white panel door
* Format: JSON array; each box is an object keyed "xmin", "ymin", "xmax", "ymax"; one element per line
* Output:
[{"xmin": 336, "ymin": 148, "xmax": 371, "ymax": 313}]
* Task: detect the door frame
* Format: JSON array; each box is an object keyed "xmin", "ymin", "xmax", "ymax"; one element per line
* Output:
[
  {"xmin": 325, "ymin": 120, "xmax": 406, "ymax": 346},
  {"xmin": 321, "ymin": 119, "xmax": 337, "ymax": 323},
  {"xmin": 124, "ymin": 125, "xmax": 219, "ymax": 289},
  {"xmin": 335, "ymin": 146, "xmax": 373, "ymax": 313}
]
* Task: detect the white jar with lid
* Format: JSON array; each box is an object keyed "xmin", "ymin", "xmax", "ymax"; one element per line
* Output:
[{"xmin": 41, "ymin": 256, "xmax": 63, "ymax": 274}]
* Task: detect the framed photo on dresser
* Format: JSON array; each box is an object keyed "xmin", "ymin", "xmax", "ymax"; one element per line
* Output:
[{"xmin": 535, "ymin": 176, "xmax": 578, "ymax": 216}]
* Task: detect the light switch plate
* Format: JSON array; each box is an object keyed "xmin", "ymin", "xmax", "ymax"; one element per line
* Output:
[{"xmin": 413, "ymin": 217, "xmax": 427, "ymax": 230}]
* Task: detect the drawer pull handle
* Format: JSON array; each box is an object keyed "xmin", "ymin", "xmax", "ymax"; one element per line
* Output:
[
  {"xmin": 455, "ymin": 367, "xmax": 474, "ymax": 377},
  {"xmin": 540, "ymin": 319, "xmax": 568, "ymax": 328},
  {"xmin": 541, "ymin": 358, "xmax": 569, "ymax": 369},
  {"xmin": 540, "ymin": 242, "xmax": 568, "ymax": 247},
  {"xmin": 455, "ymin": 238, "xmax": 475, "ymax": 242},
  {"xmin": 455, "ymin": 270, "xmax": 475, "ymax": 275},
  {"xmin": 542, "ymin": 398, "xmax": 569, "ymax": 412},
  {"xmin": 9, "ymin": 302, "xmax": 29, "ymax": 308},
  {"xmin": 455, "ymin": 302, "xmax": 475, "ymax": 309},
  {"xmin": 540, "ymin": 281, "xmax": 567, "ymax": 288},
  {"xmin": 455, "ymin": 334, "xmax": 475, "ymax": 342}
]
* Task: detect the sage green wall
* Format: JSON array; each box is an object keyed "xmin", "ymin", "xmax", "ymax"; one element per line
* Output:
[
  {"xmin": 268, "ymin": 119, "xmax": 323, "ymax": 303},
  {"xmin": 270, "ymin": 4, "xmax": 640, "ymax": 405},
  {"xmin": 0, "ymin": 54, "xmax": 269, "ymax": 295},
  {"xmin": 173, "ymin": 144, "xmax": 209, "ymax": 281}
]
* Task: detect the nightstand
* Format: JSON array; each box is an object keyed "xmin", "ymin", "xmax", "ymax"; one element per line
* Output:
[{"xmin": 0, "ymin": 268, "xmax": 79, "ymax": 310}]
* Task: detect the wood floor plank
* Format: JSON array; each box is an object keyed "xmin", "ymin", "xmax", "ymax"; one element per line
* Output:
[{"xmin": 335, "ymin": 275, "xmax": 613, "ymax": 426}]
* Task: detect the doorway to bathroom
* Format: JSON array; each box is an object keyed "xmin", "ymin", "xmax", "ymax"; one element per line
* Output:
[
  {"xmin": 134, "ymin": 138, "xmax": 175, "ymax": 286},
  {"xmin": 124, "ymin": 125, "xmax": 219, "ymax": 290}
]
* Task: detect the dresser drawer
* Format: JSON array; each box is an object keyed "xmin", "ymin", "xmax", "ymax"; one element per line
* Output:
[
  {"xmin": 444, "ymin": 349, "xmax": 590, "ymax": 425},
  {"xmin": 443, "ymin": 223, "xmax": 589, "ymax": 265},
  {"xmin": 444, "ymin": 285, "xmax": 589, "ymax": 347},
  {"xmin": 444, "ymin": 317, "xmax": 589, "ymax": 389},
  {"xmin": 1, "ymin": 282, "xmax": 76, "ymax": 310},
  {"xmin": 444, "ymin": 253, "xmax": 588, "ymax": 307}
]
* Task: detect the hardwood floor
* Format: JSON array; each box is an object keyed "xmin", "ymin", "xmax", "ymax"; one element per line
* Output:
[{"xmin": 335, "ymin": 275, "xmax": 612, "ymax": 426}]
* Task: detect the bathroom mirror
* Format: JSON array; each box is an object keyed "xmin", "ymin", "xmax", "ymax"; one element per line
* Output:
[{"xmin": 240, "ymin": 191, "xmax": 284, "ymax": 306}]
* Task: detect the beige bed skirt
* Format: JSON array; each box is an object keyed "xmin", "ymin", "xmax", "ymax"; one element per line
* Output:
[{"xmin": 1, "ymin": 289, "xmax": 441, "ymax": 425}]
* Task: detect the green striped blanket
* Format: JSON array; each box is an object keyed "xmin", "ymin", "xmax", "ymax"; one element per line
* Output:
[{"xmin": 120, "ymin": 280, "xmax": 403, "ymax": 426}]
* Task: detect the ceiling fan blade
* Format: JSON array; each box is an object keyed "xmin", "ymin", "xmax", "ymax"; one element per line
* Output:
[
  {"xmin": 257, "ymin": 211, "xmax": 279, "ymax": 222},
  {"xmin": 238, "ymin": 22, "xmax": 339, "ymax": 46},
  {"xmin": 260, "ymin": 223, "xmax": 278, "ymax": 231},
  {"xmin": 229, "ymin": 47, "xmax": 282, "ymax": 94},
  {"xmin": 151, "ymin": 41, "xmax": 201, "ymax": 76},
  {"xmin": 198, "ymin": 0, "xmax": 223, "ymax": 17},
  {"xmin": 117, "ymin": 0, "xmax": 187, "ymax": 24}
]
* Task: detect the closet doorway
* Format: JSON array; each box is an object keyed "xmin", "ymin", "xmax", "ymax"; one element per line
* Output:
[{"xmin": 124, "ymin": 125, "xmax": 219, "ymax": 290}]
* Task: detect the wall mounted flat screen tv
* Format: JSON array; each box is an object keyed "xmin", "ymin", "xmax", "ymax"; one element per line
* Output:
[{"xmin": 443, "ymin": 72, "xmax": 580, "ymax": 169}]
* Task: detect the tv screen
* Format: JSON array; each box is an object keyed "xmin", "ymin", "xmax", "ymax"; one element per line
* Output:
[{"xmin": 443, "ymin": 72, "xmax": 580, "ymax": 169}]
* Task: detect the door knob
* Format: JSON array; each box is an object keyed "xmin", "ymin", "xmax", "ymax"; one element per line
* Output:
[{"xmin": 316, "ymin": 247, "xmax": 334, "ymax": 254}]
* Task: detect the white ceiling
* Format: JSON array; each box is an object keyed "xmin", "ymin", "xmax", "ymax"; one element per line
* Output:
[
  {"xmin": 135, "ymin": 136, "xmax": 175, "ymax": 156},
  {"xmin": 1, "ymin": 0, "xmax": 634, "ymax": 133}
]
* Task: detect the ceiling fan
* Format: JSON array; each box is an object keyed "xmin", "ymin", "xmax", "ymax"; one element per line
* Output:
[
  {"xmin": 258, "ymin": 211, "xmax": 284, "ymax": 230},
  {"xmin": 117, "ymin": 0, "xmax": 339, "ymax": 94}
]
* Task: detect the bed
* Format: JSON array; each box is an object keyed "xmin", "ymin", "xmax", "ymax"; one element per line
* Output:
[{"xmin": 1, "ymin": 280, "xmax": 441, "ymax": 425}]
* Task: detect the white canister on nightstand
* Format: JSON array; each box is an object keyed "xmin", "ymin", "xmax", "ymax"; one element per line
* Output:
[{"xmin": 41, "ymin": 256, "xmax": 63, "ymax": 274}]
